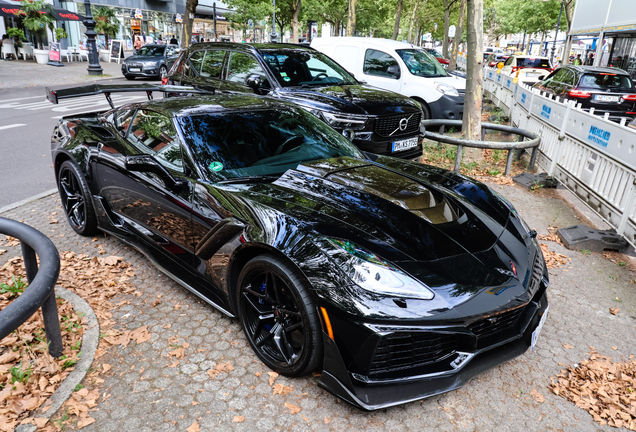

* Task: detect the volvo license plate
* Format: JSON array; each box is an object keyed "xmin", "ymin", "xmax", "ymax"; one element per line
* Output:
[
  {"xmin": 530, "ymin": 305, "xmax": 549, "ymax": 350},
  {"xmin": 392, "ymin": 137, "xmax": 418, "ymax": 152},
  {"xmin": 595, "ymin": 95, "xmax": 619, "ymax": 102}
]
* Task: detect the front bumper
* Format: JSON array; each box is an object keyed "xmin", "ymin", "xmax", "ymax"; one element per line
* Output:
[
  {"xmin": 317, "ymin": 282, "xmax": 549, "ymax": 410},
  {"xmin": 121, "ymin": 64, "xmax": 161, "ymax": 78},
  {"xmin": 428, "ymin": 93, "xmax": 465, "ymax": 120}
]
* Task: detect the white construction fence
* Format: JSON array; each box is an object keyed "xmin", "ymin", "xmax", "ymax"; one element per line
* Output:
[{"xmin": 483, "ymin": 68, "xmax": 636, "ymax": 249}]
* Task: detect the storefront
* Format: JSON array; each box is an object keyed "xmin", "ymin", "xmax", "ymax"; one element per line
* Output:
[{"xmin": 568, "ymin": 0, "xmax": 636, "ymax": 79}]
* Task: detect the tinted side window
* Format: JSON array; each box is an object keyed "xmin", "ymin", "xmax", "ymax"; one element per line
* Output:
[
  {"xmin": 201, "ymin": 50, "xmax": 226, "ymax": 79},
  {"xmin": 127, "ymin": 110, "xmax": 183, "ymax": 172},
  {"xmin": 226, "ymin": 52, "xmax": 266, "ymax": 84},
  {"xmin": 551, "ymin": 68, "xmax": 568, "ymax": 83},
  {"xmin": 504, "ymin": 57, "xmax": 513, "ymax": 66},
  {"xmin": 561, "ymin": 70, "xmax": 576, "ymax": 86},
  {"xmin": 363, "ymin": 49, "xmax": 398, "ymax": 78},
  {"xmin": 185, "ymin": 51, "xmax": 205, "ymax": 78}
]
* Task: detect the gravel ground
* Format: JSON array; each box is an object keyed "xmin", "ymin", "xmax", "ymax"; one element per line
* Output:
[{"xmin": 1, "ymin": 181, "xmax": 635, "ymax": 431}]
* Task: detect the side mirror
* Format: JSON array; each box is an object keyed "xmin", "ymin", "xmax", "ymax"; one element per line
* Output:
[
  {"xmin": 387, "ymin": 65, "xmax": 400, "ymax": 79},
  {"xmin": 125, "ymin": 155, "xmax": 188, "ymax": 191},
  {"xmin": 538, "ymin": 75, "xmax": 545, "ymax": 81},
  {"xmin": 245, "ymin": 73, "xmax": 262, "ymax": 91}
]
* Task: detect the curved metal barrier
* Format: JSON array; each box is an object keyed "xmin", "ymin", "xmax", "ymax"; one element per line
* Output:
[
  {"xmin": 421, "ymin": 119, "xmax": 541, "ymax": 175},
  {"xmin": 0, "ymin": 217, "xmax": 63, "ymax": 357}
]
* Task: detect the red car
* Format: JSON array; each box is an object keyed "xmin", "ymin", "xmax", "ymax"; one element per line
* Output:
[{"xmin": 424, "ymin": 48, "xmax": 449, "ymax": 66}]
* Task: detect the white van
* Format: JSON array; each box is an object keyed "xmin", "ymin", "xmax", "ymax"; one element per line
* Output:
[{"xmin": 311, "ymin": 37, "xmax": 466, "ymax": 120}]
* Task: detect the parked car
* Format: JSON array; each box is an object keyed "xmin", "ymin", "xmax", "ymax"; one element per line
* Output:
[
  {"xmin": 424, "ymin": 48, "xmax": 450, "ymax": 66},
  {"xmin": 483, "ymin": 46, "xmax": 504, "ymax": 61},
  {"xmin": 165, "ymin": 42, "xmax": 424, "ymax": 160},
  {"xmin": 485, "ymin": 53, "xmax": 510, "ymax": 68},
  {"xmin": 47, "ymin": 83, "xmax": 549, "ymax": 411},
  {"xmin": 311, "ymin": 37, "xmax": 466, "ymax": 121},
  {"xmin": 121, "ymin": 44, "xmax": 181, "ymax": 80},
  {"xmin": 534, "ymin": 66, "xmax": 636, "ymax": 122},
  {"xmin": 501, "ymin": 55, "xmax": 552, "ymax": 85}
]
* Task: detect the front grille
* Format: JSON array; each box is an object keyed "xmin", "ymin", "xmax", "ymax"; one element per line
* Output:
[
  {"xmin": 374, "ymin": 112, "xmax": 422, "ymax": 137},
  {"xmin": 468, "ymin": 306, "xmax": 524, "ymax": 338},
  {"xmin": 369, "ymin": 332, "xmax": 458, "ymax": 375}
]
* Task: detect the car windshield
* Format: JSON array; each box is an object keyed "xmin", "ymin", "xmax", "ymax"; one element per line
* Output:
[
  {"xmin": 425, "ymin": 49, "xmax": 445, "ymax": 59},
  {"xmin": 135, "ymin": 46, "xmax": 165, "ymax": 56},
  {"xmin": 579, "ymin": 73, "xmax": 633, "ymax": 90},
  {"xmin": 260, "ymin": 49, "xmax": 357, "ymax": 87},
  {"xmin": 517, "ymin": 58, "xmax": 551, "ymax": 68},
  {"xmin": 177, "ymin": 108, "xmax": 364, "ymax": 181},
  {"xmin": 396, "ymin": 49, "xmax": 446, "ymax": 77}
]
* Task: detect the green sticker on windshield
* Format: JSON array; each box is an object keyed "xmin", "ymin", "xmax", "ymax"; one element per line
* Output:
[
  {"xmin": 209, "ymin": 162, "xmax": 223, "ymax": 172},
  {"xmin": 283, "ymin": 77, "xmax": 291, "ymax": 82}
]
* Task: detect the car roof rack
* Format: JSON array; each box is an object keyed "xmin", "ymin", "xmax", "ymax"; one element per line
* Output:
[{"xmin": 45, "ymin": 83, "xmax": 215, "ymax": 109}]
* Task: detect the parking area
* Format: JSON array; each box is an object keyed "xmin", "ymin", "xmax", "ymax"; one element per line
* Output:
[{"xmin": 2, "ymin": 180, "xmax": 635, "ymax": 431}]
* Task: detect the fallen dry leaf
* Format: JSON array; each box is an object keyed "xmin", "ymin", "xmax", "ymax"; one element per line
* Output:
[
  {"xmin": 273, "ymin": 383, "xmax": 293, "ymax": 396},
  {"xmin": 232, "ymin": 416, "xmax": 245, "ymax": 423},
  {"xmin": 34, "ymin": 418, "xmax": 48, "ymax": 428},
  {"xmin": 102, "ymin": 364, "xmax": 111, "ymax": 373},
  {"xmin": 77, "ymin": 415, "xmax": 96, "ymax": 429},
  {"xmin": 268, "ymin": 371, "xmax": 279, "ymax": 386},
  {"xmin": 610, "ymin": 308, "xmax": 620, "ymax": 315},
  {"xmin": 563, "ymin": 344, "xmax": 574, "ymax": 349},
  {"xmin": 186, "ymin": 421, "xmax": 200, "ymax": 432},
  {"xmin": 540, "ymin": 243, "xmax": 570, "ymax": 269},
  {"xmin": 324, "ymin": 417, "xmax": 332, "ymax": 424},
  {"xmin": 529, "ymin": 389, "xmax": 545, "ymax": 403},
  {"xmin": 285, "ymin": 402, "xmax": 301, "ymax": 414}
]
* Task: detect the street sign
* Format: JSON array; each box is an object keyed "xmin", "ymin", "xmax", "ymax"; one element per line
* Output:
[
  {"xmin": 49, "ymin": 42, "xmax": 60, "ymax": 62},
  {"xmin": 175, "ymin": 14, "xmax": 182, "ymax": 23},
  {"xmin": 135, "ymin": 9, "xmax": 143, "ymax": 19},
  {"xmin": 449, "ymin": 25, "xmax": 456, "ymax": 37}
]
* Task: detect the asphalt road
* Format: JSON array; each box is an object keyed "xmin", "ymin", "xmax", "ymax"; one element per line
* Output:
[{"xmin": 0, "ymin": 78, "xmax": 149, "ymax": 208}]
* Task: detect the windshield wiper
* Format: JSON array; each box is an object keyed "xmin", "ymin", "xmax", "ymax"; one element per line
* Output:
[{"xmin": 216, "ymin": 175, "xmax": 280, "ymax": 185}]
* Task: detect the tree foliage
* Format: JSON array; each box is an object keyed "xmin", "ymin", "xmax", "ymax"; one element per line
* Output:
[
  {"xmin": 18, "ymin": 0, "xmax": 54, "ymax": 49},
  {"xmin": 93, "ymin": 6, "xmax": 120, "ymax": 49}
]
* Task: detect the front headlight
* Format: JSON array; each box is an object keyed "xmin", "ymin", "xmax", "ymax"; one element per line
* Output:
[
  {"xmin": 434, "ymin": 82, "xmax": 460, "ymax": 97},
  {"xmin": 318, "ymin": 238, "xmax": 435, "ymax": 300},
  {"xmin": 320, "ymin": 111, "xmax": 368, "ymax": 130},
  {"xmin": 144, "ymin": 60, "xmax": 159, "ymax": 67}
]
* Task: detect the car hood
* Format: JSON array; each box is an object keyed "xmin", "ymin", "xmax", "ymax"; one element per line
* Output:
[
  {"xmin": 432, "ymin": 74, "xmax": 466, "ymax": 90},
  {"xmin": 236, "ymin": 157, "xmax": 530, "ymax": 290},
  {"xmin": 277, "ymin": 84, "xmax": 422, "ymax": 116},
  {"xmin": 125, "ymin": 55, "xmax": 163, "ymax": 62}
]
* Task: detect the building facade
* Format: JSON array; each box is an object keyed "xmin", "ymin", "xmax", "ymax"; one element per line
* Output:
[{"xmin": 568, "ymin": 0, "xmax": 636, "ymax": 78}]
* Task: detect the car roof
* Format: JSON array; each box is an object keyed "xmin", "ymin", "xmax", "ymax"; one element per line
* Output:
[
  {"xmin": 311, "ymin": 36, "xmax": 418, "ymax": 50},
  {"xmin": 188, "ymin": 41, "xmax": 314, "ymax": 53},
  {"xmin": 133, "ymin": 93, "xmax": 293, "ymax": 117},
  {"xmin": 565, "ymin": 65, "xmax": 630, "ymax": 75}
]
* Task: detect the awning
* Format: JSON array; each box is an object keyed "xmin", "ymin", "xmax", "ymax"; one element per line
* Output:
[{"xmin": 0, "ymin": 0, "xmax": 85, "ymax": 21}]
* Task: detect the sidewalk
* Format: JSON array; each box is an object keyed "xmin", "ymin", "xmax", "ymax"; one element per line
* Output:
[
  {"xmin": 0, "ymin": 59, "xmax": 127, "ymax": 91},
  {"xmin": 1, "ymin": 182, "xmax": 635, "ymax": 431}
]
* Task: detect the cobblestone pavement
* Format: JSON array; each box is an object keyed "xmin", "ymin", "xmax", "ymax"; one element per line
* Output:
[
  {"xmin": 1, "ymin": 182, "xmax": 636, "ymax": 432},
  {"xmin": 0, "ymin": 60, "xmax": 131, "ymax": 91}
]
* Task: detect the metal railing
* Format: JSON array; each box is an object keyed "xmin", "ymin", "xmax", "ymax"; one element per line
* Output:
[
  {"xmin": 0, "ymin": 217, "xmax": 63, "ymax": 357},
  {"xmin": 483, "ymin": 68, "xmax": 636, "ymax": 249},
  {"xmin": 421, "ymin": 119, "xmax": 541, "ymax": 175}
]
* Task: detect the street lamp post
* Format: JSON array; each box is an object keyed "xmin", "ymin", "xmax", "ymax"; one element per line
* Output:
[
  {"xmin": 83, "ymin": 0, "xmax": 102, "ymax": 75},
  {"xmin": 213, "ymin": 2, "xmax": 217, "ymax": 41},
  {"xmin": 270, "ymin": 0, "xmax": 277, "ymax": 42},
  {"xmin": 550, "ymin": 2, "xmax": 563, "ymax": 65}
]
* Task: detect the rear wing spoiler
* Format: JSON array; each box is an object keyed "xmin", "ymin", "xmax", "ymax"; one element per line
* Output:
[{"xmin": 45, "ymin": 83, "xmax": 215, "ymax": 109}]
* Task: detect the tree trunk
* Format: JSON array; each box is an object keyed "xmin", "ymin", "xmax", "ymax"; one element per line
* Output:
[
  {"xmin": 462, "ymin": 0, "xmax": 483, "ymax": 151},
  {"xmin": 407, "ymin": 0, "xmax": 420, "ymax": 44},
  {"xmin": 442, "ymin": 0, "xmax": 451, "ymax": 57},
  {"xmin": 181, "ymin": 0, "xmax": 198, "ymax": 48},
  {"xmin": 539, "ymin": 31, "xmax": 546, "ymax": 56},
  {"xmin": 448, "ymin": 0, "xmax": 466, "ymax": 71},
  {"xmin": 392, "ymin": 0, "xmax": 403, "ymax": 40},
  {"xmin": 347, "ymin": 0, "xmax": 357, "ymax": 36},
  {"xmin": 292, "ymin": 0, "xmax": 302, "ymax": 43}
]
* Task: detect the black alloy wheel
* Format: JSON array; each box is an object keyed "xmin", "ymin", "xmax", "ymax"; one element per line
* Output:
[
  {"xmin": 237, "ymin": 255, "xmax": 322, "ymax": 376},
  {"xmin": 57, "ymin": 160, "xmax": 98, "ymax": 236}
]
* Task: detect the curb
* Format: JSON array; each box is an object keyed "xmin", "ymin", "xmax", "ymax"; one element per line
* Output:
[
  {"xmin": 0, "ymin": 189, "xmax": 57, "ymax": 215},
  {"xmin": 15, "ymin": 286, "xmax": 100, "ymax": 432}
]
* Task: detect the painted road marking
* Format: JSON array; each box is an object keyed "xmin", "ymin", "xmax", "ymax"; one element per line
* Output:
[
  {"xmin": 50, "ymin": 95, "xmax": 146, "ymax": 118},
  {"xmin": 0, "ymin": 124, "xmax": 26, "ymax": 131},
  {"xmin": 0, "ymin": 95, "xmax": 45, "ymax": 104}
]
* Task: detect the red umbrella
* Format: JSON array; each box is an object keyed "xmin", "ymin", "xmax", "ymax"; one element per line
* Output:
[{"xmin": 0, "ymin": 0, "xmax": 85, "ymax": 21}]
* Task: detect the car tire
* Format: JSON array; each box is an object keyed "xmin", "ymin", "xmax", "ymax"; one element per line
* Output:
[
  {"xmin": 414, "ymin": 98, "xmax": 431, "ymax": 120},
  {"xmin": 125, "ymin": 75, "xmax": 135, "ymax": 80},
  {"xmin": 57, "ymin": 160, "xmax": 99, "ymax": 236},
  {"xmin": 159, "ymin": 65, "xmax": 167, "ymax": 79},
  {"xmin": 237, "ymin": 254, "xmax": 323, "ymax": 376}
]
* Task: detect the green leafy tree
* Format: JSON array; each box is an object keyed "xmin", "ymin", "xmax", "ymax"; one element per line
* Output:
[
  {"xmin": 17, "ymin": 0, "xmax": 55, "ymax": 49},
  {"xmin": 93, "ymin": 6, "xmax": 120, "ymax": 50}
]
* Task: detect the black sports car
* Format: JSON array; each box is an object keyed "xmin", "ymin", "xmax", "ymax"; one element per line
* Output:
[{"xmin": 47, "ymin": 84, "xmax": 549, "ymax": 410}]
